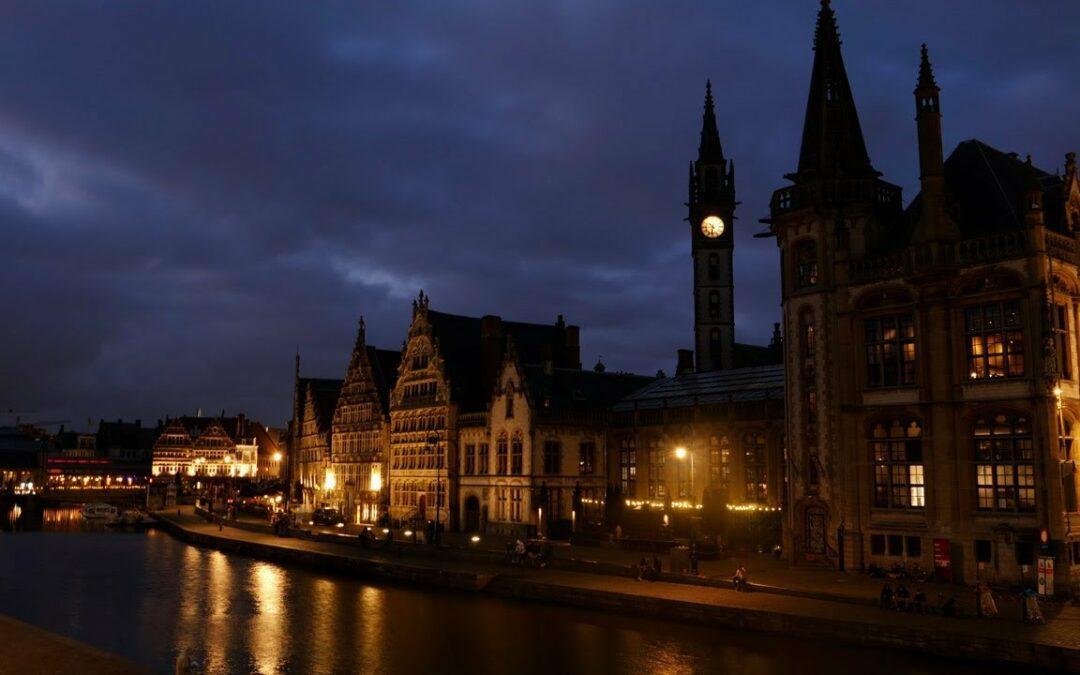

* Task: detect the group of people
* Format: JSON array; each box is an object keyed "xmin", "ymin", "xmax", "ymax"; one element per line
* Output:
[
  {"xmin": 507, "ymin": 539, "xmax": 552, "ymax": 567},
  {"xmin": 879, "ymin": 580, "xmax": 1045, "ymax": 623},
  {"xmin": 732, "ymin": 565, "xmax": 750, "ymax": 592},
  {"xmin": 635, "ymin": 556, "xmax": 662, "ymax": 581}
]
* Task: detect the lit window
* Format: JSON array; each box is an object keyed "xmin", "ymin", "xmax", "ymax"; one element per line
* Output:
[
  {"xmin": 871, "ymin": 419, "xmax": 924, "ymax": 509},
  {"xmin": 974, "ymin": 413, "xmax": 1034, "ymax": 512},
  {"xmin": 965, "ymin": 301, "xmax": 1024, "ymax": 379}
]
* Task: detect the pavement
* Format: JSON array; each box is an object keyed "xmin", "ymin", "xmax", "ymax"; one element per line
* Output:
[{"xmin": 165, "ymin": 507, "xmax": 1080, "ymax": 658}]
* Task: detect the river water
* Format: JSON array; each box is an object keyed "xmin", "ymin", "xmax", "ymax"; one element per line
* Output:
[{"xmin": 0, "ymin": 506, "xmax": 1011, "ymax": 674}]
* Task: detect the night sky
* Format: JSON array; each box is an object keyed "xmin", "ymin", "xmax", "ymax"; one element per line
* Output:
[{"xmin": 2, "ymin": 1, "xmax": 1078, "ymax": 429}]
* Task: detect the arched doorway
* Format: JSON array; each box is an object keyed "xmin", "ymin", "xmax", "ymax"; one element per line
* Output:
[
  {"xmin": 464, "ymin": 495, "xmax": 481, "ymax": 533},
  {"xmin": 417, "ymin": 493, "xmax": 427, "ymax": 522}
]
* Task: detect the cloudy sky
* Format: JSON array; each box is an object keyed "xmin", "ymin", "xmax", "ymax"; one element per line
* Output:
[{"xmin": 2, "ymin": 1, "xmax": 1077, "ymax": 429}]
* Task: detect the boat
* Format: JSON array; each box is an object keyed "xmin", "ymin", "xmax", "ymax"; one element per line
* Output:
[
  {"xmin": 80, "ymin": 503, "xmax": 119, "ymax": 521},
  {"xmin": 106, "ymin": 509, "xmax": 154, "ymax": 529}
]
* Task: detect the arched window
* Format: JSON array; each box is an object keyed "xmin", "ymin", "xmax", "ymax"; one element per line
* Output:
[
  {"xmin": 710, "ymin": 328, "xmax": 721, "ymax": 360},
  {"xmin": 742, "ymin": 432, "xmax": 767, "ymax": 502},
  {"xmin": 505, "ymin": 382, "xmax": 515, "ymax": 419},
  {"xmin": 974, "ymin": 413, "xmax": 1034, "ymax": 512},
  {"xmin": 802, "ymin": 312, "xmax": 815, "ymax": 359},
  {"xmin": 1061, "ymin": 420, "xmax": 1077, "ymax": 513},
  {"xmin": 708, "ymin": 253, "xmax": 719, "ymax": 280},
  {"xmin": 709, "ymin": 291, "xmax": 720, "ymax": 319},
  {"xmin": 870, "ymin": 419, "xmax": 924, "ymax": 509},
  {"xmin": 794, "ymin": 240, "xmax": 818, "ymax": 289},
  {"xmin": 511, "ymin": 433, "xmax": 524, "ymax": 475},
  {"xmin": 648, "ymin": 439, "xmax": 665, "ymax": 499}
]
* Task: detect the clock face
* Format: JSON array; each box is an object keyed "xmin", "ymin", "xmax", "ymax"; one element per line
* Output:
[{"xmin": 700, "ymin": 215, "xmax": 725, "ymax": 238}]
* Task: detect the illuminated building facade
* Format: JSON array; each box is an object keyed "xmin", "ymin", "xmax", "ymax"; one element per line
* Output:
[
  {"xmin": 150, "ymin": 414, "xmax": 266, "ymax": 478},
  {"xmin": 326, "ymin": 318, "xmax": 400, "ymax": 524},
  {"xmin": 762, "ymin": 1, "xmax": 1080, "ymax": 591}
]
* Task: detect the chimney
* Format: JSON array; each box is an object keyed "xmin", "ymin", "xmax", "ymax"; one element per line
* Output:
[
  {"xmin": 563, "ymin": 324, "xmax": 581, "ymax": 369},
  {"xmin": 676, "ymin": 349, "xmax": 695, "ymax": 376}
]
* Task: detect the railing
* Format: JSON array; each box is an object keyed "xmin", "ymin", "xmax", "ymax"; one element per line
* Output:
[
  {"xmin": 456, "ymin": 412, "xmax": 488, "ymax": 428},
  {"xmin": 1045, "ymin": 230, "xmax": 1077, "ymax": 265},
  {"xmin": 770, "ymin": 178, "xmax": 902, "ymax": 217},
  {"xmin": 849, "ymin": 250, "xmax": 911, "ymax": 283},
  {"xmin": 956, "ymin": 230, "xmax": 1027, "ymax": 265}
]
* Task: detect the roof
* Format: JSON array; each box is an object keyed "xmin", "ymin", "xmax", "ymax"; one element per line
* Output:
[
  {"xmin": 522, "ymin": 366, "xmax": 655, "ymax": 413},
  {"xmin": 304, "ymin": 378, "xmax": 343, "ymax": 430},
  {"xmin": 733, "ymin": 342, "xmax": 783, "ymax": 368},
  {"xmin": 367, "ymin": 346, "xmax": 401, "ymax": 414},
  {"xmin": 613, "ymin": 364, "xmax": 785, "ymax": 411},
  {"xmin": 427, "ymin": 310, "xmax": 579, "ymax": 412},
  {"xmin": 96, "ymin": 419, "xmax": 158, "ymax": 450}
]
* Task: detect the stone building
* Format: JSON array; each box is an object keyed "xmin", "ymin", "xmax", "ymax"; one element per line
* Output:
[
  {"xmin": 387, "ymin": 292, "xmax": 583, "ymax": 531},
  {"xmin": 150, "ymin": 414, "xmax": 266, "ymax": 478},
  {"xmin": 326, "ymin": 318, "xmax": 400, "ymax": 524},
  {"xmin": 289, "ymin": 367, "xmax": 343, "ymax": 504},
  {"xmin": 458, "ymin": 342, "xmax": 651, "ymax": 537},
  {"xmin": 763, "ymin": 0, "xmax": 1080, "ymax": 591}
]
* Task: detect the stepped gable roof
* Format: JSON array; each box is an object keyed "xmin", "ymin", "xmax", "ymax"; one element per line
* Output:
[
  {"xmin": 521, "ymin": 366, "xmax": 654, "ymax": 413},
  {"xmin": 613, "ymin": 364, "xmax": 784, "ymax": 412},
  {"xmin": 427, "ymin": 310, "xmax": 574, "ymax": 412},
  {"xmin": 301, "ymin": 378, "xmax": 343, "ymax": 431},
  {"xmin": 367, "ymin": 346, "xmax": 402, "ymax": 414}
]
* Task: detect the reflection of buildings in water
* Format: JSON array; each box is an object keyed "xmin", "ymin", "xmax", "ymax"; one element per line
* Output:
[
  {"xmin": 310, "ymin": 577, "xmax": 338, "ymax": 670},
  {"xmin": 249, "ymin": 562, "xmax": 288, "ymax": 674},
  {"xmin": 174, "ymin": 545, "xmax": 206, "ymax": 668},
  {"xmin": 203, "ymin": 550, "xmax": 235, "ymax": 672}
]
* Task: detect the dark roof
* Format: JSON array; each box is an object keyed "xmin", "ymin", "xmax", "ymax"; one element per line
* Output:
[
  {"xmin": 427, "ymin": 310, "xmax": 578, "ymax": 412},
  {"xmin": 367, "ymin": 346, "xmax": 401, "ymax": 414},
  {"xmin": 522, "ymin": 366, "xmax": 654, "ymax": 413},
  {"xmin": 304, "ymin": 378, "xmax": 343, "ymax": 429},
  {"xmin": 613, "ymin": 364, "xmax": 784, "ymax": 411},
  {"xmin": 174, "ymin": 415, "xmax": 279, "ymax": 445},
  {"xmin": 97, "ymin": 419, "xmax": 158, "ymax": 450},
  {"xmin": 733, "ymin": 342, "xmax": 783, "ymax": 368},
  {"xmin": 944, "ymin": 140, "xmax": 1068, "ymax": 236},
  {"xmin": 793, "ymin": 0, "xmax": 877, "ymax": 182}
]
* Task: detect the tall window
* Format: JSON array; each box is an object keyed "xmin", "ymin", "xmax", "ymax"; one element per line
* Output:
[
  {"xmin": 710, "ymin": 328, "xmax": 721, "ymax": 360},
  {"xmin": 579, "ymin": 441, "xmax": 595, "ymax": 475},
  {"xmin": 478, "ymin": 443, "xmax": 490, "ymax": 475},
  {"xmin": 511, "ymin": 436, "xmax": 523, "ymax": 475},
  {"xmin": 543, "ymin": 440, "xmax": 561, "ymax": 474},
  {"xmin": 505, "ymin": 384, "xmax": 515, "ymax": 419},
  {"xmin": 648, "ymin": 441, "xmax": 665, "ymax": 499},
  {"xmin": 510, "ymin": 489, "xmax": 523, "ymax": 522},
  {"xmin": 620, "ymin": 438, "xmax": 637, "ymax": 495},
  {"xmin": 965, "ymin": 301, "xmax": 1024, "ymax": 379},
  {"xmin": 497, "ymin": 488, "xmax": 508, "ymax": 520},
  {"xmin": 802, "ymin": 313, "xmax": 815, "ymax": 358},
  {"xmin": 871, "ymin": 419, "xmax": 925, "ymax": 509},
  {"xmin": 1061, "ymin": 422, "xmax": 1077, "ymax": 513},
  {"xmin": 708, "ymin": 253, "xmax": 719, "ymax": 280},
  {"xmin": 709, "ymin": 436, "xmax": 731, "ymax": 491},
  {"xmin": 1055, "ymin": 304, "xmax": 1072, "ymax": 380},
  {"xmin": 496, "ymin": 436, "xmax": 508, "ymax": 475},
  {"xmin": 865, "ymin": 315, "xmax": 916, "ymax": 387},
  {"xmin": 794, "ymin": 240, "xmax": 818, "ymax": 289},
  {"xmin": 743, "ymin": 432, "xmax": 767, "ymax": 502},
  {"xmin": 709, "ymin": 291, "xmax": 720, "ymax": 319},
  {"xmin": 464, "ymin": 444, "xmax": 475, "ymax": 475},
  {"xmin": 974, "ymin": 413, "xmax": 1034, "ymax": 512}
]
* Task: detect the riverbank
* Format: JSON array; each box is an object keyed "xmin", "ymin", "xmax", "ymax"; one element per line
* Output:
[
  {"xmin": 0, "ymin": 613, "xmax": 146, "ymax": 675},
  {"xmin": 155, "ymin": 508, "xmax": 1080, "ymax": 671}
]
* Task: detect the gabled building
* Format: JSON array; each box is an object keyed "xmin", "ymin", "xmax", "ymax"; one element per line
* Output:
[
  {"xmin": 459, "ymin": 341, "xmax": 651, "ymax": 536},
  {"xmin": 289, "ymin": 361, "xmax": 343, "ymax": 505},
  {"xmin": 763, "ymin": 0, "xmax": 1080, "ymax": 592},
  {"xmin": 387, "ymin": 291, "xmax": 582, "ymax": 531},
  {"xmin": 150, "ymin": 414, "xmax": 265, "ymax": 478},
  {"xmin": 327, "ymin": 318, "xmax": 400, "ymax": 524}
]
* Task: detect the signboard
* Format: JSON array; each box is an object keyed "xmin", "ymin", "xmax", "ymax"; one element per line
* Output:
[
  {"xmin": 1037, "ymin": 556, "xmax": 1055, "ymax": 597},
  {"xmin": 932, "ymin": 538, "xmax": 952, "ymax": 583}
]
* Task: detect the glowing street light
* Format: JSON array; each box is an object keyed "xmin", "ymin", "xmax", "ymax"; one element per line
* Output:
[
  {"xmin": 673, "ymin": 446, "xmax": 694, "ymax": 505},
  {"xmin": 272, "ymin": 451, "xmax": 283, "ymax": 462}
]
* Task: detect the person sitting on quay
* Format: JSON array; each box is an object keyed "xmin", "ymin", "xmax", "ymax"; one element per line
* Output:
[
  {"xmin": 733, "ymin": 565, "xmax": 749, "ymax": 592},
  {"xmin": 879, "ymin": 583, "xmax": 894, "ymax": 610},
  {"xmin": 636, "ymin": 557, "xmax": 648, "ymax": 581},
  {"xmin": 977, "ymin": 581, "xmax": 998, "ymax": 618},
  {"xmin": 941, "ymin": 594, "xmax": 959, "ymax": 618},
  {"xmin": 913, "ymin": 587, "xmax": 927, "ymax": 614},
  {"xmin": 895, "ymin": 583, "xmax": 910, "ymax": 611},
  {"xmin": 513, "ymin": 539, "xmax": 526, "ymax": 565},
  {"xmin": 1021, "ymin": 587, "xmax": 1045, "ymax": 624}
]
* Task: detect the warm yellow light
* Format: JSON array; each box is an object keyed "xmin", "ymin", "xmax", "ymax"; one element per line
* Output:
[
  {"xmin": 369, "ymin": 465, "xmax": 383, "ymax": 492},
  {"xmin": 674, "ymin": 447, "xmax": 688, "ymax": 460},
  {"xmin": 1054, "ymin": 387, "xmax": 1064, "ymax": 397},
  {"xmin": 324, "ymin": 468, "xmax": 336, "ymax": 491},
  {"xmin": 470, "ymin": 535, "xmax": 481, "ymax": 543},
  {"xmin": 272, "ymin": 452, "xmax": 283, "ymax": 462},
  {"xmin": 404, "ymin": 530, "xmax": 413, "ymax": 537},
  {"xmin": 701, "ymin": 215, "xmax": 725, "ymax": 238}
]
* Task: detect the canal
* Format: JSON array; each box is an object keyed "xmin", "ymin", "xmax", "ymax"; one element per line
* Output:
[{"xmin": 1, "ymin": 506, "xmax": 1013, "ymax": 674}]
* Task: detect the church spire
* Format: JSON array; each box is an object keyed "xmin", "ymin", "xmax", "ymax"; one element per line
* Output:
[
  {"xmin": 698, "ymin": 80, "xmax": 724, "ymax": 162},
  {"xmin": 794, "ymin": 0, "xmax": 877, "ymax": 181}
]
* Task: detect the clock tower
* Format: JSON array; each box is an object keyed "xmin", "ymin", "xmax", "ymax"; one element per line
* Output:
[{"xmin": 688, "ymin": 80, "xmax": 736, "ymax": 371}]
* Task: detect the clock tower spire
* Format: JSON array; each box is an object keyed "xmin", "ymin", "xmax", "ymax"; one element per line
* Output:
[{"xmin": 688, "ymin": 80, "xmax": 736, "ymax": 371}]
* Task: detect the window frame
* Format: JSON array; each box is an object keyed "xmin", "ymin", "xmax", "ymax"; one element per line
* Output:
[
  {"xmin": 870, "ymin": 419, "xmax": 926, "ymax": 510},
  {"xmin": 864, "ymin": 314, "xmax": 917, "ymax": 388},
  {"xmin": 964, "ymin": 300, "xmax": 1025, "ymax": 380},
  {"xmin": 973, "ymin": 413, "xmax": 1035, "ymax": 513}
]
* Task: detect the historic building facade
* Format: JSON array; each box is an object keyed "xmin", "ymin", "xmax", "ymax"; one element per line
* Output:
[
  {"xmin": 327, "ymin": 319, "xmax": 400, "ymax": 524},
  {"xmin": 764, "ymin": 0, "xmax": 1080, "ymax": 591},
  {"xmin": 289, "ymin": 363, "xmax": 343, "ymax": 505},
  {"xmin": 150, "ymin": 414, "xmax": 266, "ymax": 478}
]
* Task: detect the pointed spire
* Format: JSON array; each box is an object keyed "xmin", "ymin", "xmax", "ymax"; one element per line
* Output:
[
  {"xmin": 917, "ymin": 43, "xmax": 936, "ymax": 90},
  {"xmin": 795, "ymin": 0, "xmax": 877, "ymax": 181},
  {"xmin": 698, "ymin": 79, "xmax": 724, "ymax": 162}
]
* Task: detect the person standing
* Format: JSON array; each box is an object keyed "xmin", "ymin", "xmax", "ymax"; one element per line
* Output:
[{"xmin": 978, "ymin": 581, "xmax": 998, "ymax": 618}]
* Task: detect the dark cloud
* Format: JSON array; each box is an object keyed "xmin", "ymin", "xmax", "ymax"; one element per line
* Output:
[{"xmin": 1, "ymin": 1, "xmax": 1077, "ymax": 427}]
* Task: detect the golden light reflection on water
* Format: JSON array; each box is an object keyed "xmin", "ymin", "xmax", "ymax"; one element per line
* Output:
[
  {"xmin": 249, "ymin": 561, "xmax": 288, "ymax": 674},
  {"xmin": 311, "ymin": 577, "xmax": 338, "ymax": 669},
  {"xmin": 204, "ymin": 550, "xmax": 235, "ymax": 672},
  {"xmin": 357, "ymin": 585, "xmax": 386, "ymax": 671},
  {"xmin": 174, "ymin": 545, "xmax": 205, "ymax": 669}
]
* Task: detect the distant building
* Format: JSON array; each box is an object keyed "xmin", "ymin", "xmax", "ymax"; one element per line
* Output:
[
  {"xmin": 46, "ymin": 419, "xmax": 156, "ymax": 491},
  {"xmin": 150, "ymin": 414, "xmax": 273, "ymax": 478},
  {"xmin": 0, "ymin": 425, "xmax": 46, "ymax": 493}
]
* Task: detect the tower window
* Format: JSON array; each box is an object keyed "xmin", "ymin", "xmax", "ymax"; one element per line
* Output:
[
  {"xmin": 708, "ymin": 254, "xmax": 719, "ymax": 280},
  {"xmin": 1055, "ymin": 304, "xmax": 1071, "ymax": 380},
  {"xmin": 710, "ymin": 328, "xmax": 721, "ymax": 360},
  {"xmin": 794, "ymin": 240, "xmax": 818, "ymax": 289},
  {"xmin": 705, "ymin": 167, "xmax": 718, "ymax": 192},
  {"xmin": 708, "ymin": 291, "xmax": 720, "ymax": 319}
]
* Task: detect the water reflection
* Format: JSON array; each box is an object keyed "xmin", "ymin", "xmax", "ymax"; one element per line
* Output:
[{"xmin": 0, "ymin": 513, "xmax": 1023, "ymax": 675}]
